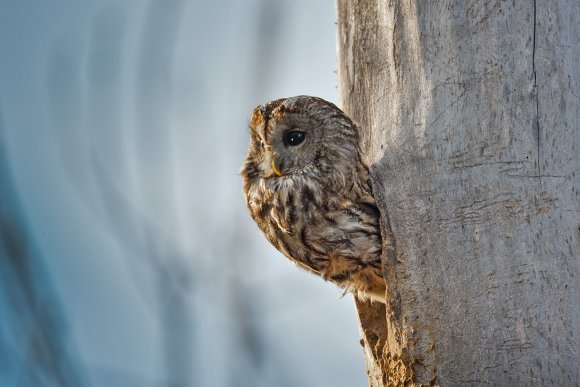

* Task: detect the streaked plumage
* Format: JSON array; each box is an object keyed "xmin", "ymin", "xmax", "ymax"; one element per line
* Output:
[{"xmin": 241, "ymin": 96, "xmax": 385, "ymax": 302}]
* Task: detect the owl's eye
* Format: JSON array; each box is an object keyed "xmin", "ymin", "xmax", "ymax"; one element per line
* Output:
[{"xmin": 284, "ymin": 130, "xmax": 306, "ymax": 146}]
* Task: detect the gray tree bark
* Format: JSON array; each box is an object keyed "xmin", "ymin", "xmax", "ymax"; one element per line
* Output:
[{"xmin": 336, "ymin": 1, "xmax": 579, "ymax": 385}]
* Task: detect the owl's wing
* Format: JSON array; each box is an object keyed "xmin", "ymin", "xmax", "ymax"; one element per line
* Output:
[{"xmin": 356, "ymin": 200, "xmax": 381, "ymax": 220}]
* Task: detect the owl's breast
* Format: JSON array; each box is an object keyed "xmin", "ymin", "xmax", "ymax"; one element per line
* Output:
[
  {"xmin": 245, "ymin": 175, "xmax": 381, "ymax": 276},
  {"xmin": 245, "ymin": 177, "xmax": 321, "ymax": 267}
]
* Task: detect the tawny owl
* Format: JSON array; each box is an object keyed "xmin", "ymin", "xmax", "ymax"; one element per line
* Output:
[{"xmin": 241, "ymin": 96, "xmax": 385, "ymax": 302}]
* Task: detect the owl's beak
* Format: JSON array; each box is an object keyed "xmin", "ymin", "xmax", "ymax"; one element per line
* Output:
[{"xmin": 271, "ymin": 160, "xmax": 282, "ymax": 176}]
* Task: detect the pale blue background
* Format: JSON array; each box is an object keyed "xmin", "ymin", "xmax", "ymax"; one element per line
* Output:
[{"xmin": 0, "ymin": 1, "xmax": 366, "ymax": 386}]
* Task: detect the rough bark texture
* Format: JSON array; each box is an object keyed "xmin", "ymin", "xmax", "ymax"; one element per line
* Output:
[{"xmin": 337, "ymin": 1, "xmax": 579, "ymax": 385}]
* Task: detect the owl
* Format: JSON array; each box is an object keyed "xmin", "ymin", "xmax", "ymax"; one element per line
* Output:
[{"xmin": 241, "ymin": 96, "xmax": 385, "ymax": 302}]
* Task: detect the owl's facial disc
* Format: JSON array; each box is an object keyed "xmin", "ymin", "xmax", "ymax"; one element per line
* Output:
[
  {"xmin": 248, "ymin": 97, "xmax": 321, "ymax": 178},
  {"xmin": 270, "ymin": 129, "xmax": 307, "ymax": 176},
  {"xmin": 268, "ymin": 113, "xmax": 320, "ymax": 177}
]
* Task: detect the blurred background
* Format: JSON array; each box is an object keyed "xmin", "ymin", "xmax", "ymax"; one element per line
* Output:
[{"xmin": 0, "ymin": 1, "xmax": 367, "ymax": 386}]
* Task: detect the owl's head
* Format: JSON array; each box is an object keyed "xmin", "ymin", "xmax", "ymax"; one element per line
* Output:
[{"xmin": 241, "ymin": 96, "xmax": 359, "ymax": 183}]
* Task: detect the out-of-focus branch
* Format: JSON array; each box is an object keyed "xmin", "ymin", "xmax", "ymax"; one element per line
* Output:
[{"xmin": 0, "ymin": 105, "xmax": 87, "ymax": 387}]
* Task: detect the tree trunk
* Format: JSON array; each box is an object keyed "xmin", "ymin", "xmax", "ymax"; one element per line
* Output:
[{"xmin": 336, "ymin": 1, "xmax": 579, "ymax": 385}]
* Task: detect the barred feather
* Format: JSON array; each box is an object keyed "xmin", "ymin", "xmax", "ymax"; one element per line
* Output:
[{"xmin": 241, "ymin": 96, "xmax": 386, "ymax": 302}]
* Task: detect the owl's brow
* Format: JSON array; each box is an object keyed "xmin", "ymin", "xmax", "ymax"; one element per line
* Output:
[
  {"xmin": 261, "ymin": 106, "xmax": 281, "ymax": 144},
  {"xmin": 262, "ymin": 109, "xmax": 282, "ymax": 144},
  {"xmin": 251, "ymin": 128, "xmax": 265, "ymax": 147},
  {"xmin": 253, "ymin": 112, "xmax": 272, "ymax": 145}
]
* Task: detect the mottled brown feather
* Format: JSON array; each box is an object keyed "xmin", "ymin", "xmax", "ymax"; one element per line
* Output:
[{"xmin": 241, "ymin": 96, "xmax": 385, "ymax": 302}]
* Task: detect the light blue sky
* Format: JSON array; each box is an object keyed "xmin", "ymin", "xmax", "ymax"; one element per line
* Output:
[{"xmin": 0, "ymin": 1, "xmax": 366, "ymax": 386}]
